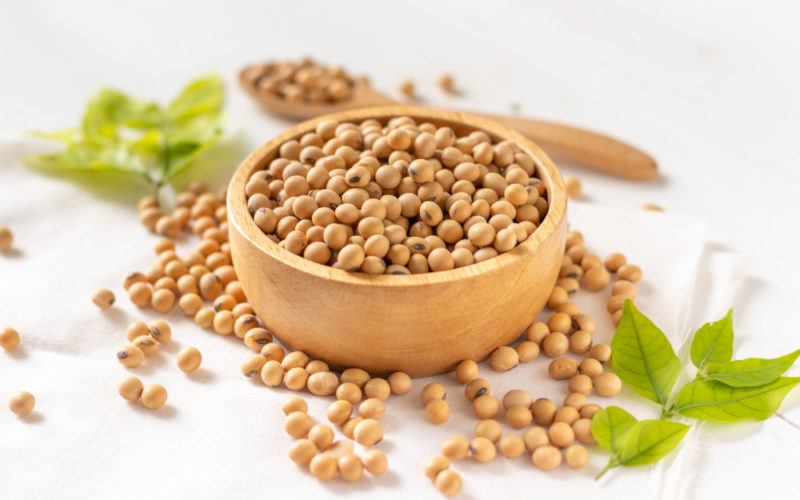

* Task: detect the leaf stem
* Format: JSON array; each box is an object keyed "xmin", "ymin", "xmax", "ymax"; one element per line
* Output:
[
  {"xmin": 595, "ymin": 458, "xmax": 617, "ymax": 480},
  {"xmin": 159, "ymin": 116, "xmax": 172, "ymax": 187},
  {"xmin": 153, "ymin": 179, "xmax": 165, "ymax": 201}
]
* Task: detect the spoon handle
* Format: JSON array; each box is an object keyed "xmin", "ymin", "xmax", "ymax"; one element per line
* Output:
[{"xmin": 477, "ymin": 113, "xmax": 658, "ymax": 180}]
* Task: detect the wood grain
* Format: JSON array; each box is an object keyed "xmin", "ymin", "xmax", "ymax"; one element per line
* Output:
[
  {"xmin": 227, "ymin": 106, "xmax": 568, "ymax": 377},
  {"xmin": 480, "ymin": 114, "xmax": 658, "ymax": 180}
]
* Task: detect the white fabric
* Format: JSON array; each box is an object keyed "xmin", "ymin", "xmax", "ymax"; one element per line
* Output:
[
  {"xmin": 0, "ymin": 137, "xmax": 743, "ymax": 498},
  {"xmin": 2, "ymin": 1, "xmax": 800, "ymax": 499}
]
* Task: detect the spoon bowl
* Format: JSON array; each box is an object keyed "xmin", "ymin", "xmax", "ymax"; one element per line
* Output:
[{"xmin": 239, "ymin": 70, "xmax": 393, "ymax": 120}]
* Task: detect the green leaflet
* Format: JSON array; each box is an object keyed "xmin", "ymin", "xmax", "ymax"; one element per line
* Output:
[
  {"xmin": 29, "ymin": 140, "xmax": 147, "ymax": 179},
  {"xmin": 161, "ymin": 76, "xmax": 223, "ymax": 181},
  {"xmin": 617, "ymin": 419, "xmax": 690, "ymax": 466},
  {"xmin": 29, "ymin": 128, "xmax": 77, "ymax": 143},
  {"xmin": 674, "ymin": 377, "xmax": 800, "ymax": 421},
  {"xmin": 130, "ymin": 130, "xmax": 163, "ymax": 159},
  {"xmin": 591, "ymin": 406, "xmax": 638, "ymax": 452},
  {"xmin": 611, "ymin": 300, "xmax": 682, "ymax": 407},
  {"xmin": 690, "ymin": 309, "xmax": 734, "ymax": 369},
  {"xmin": 167, "ymin": 74, "xmax": 225, "ymax": 123},
  {"xmin": 704, "ymin": 349, "xmax": 800, "ymax": 387},
  {"xmin": 162, "ymin": 112, "xmax": 222, "ymax": 181},
  {"xmin": 27, "ymin": 74, "xmax": 224, "ymax": 190},
  {"xmin": 593, "ymin": 407, "xmax": 689, "ymax": 479}
]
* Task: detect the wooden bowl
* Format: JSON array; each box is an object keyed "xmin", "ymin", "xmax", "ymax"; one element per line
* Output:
[{"xmin": 227, "ymin": 106, "xmax": 568, "ymax": 377}]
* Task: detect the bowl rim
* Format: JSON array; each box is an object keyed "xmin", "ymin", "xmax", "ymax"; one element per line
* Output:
[{"xmin": 227, "ymin": 105, "xmax": 567, "ymax": 287}]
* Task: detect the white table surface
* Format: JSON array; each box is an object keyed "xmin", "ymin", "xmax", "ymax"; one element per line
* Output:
[{"xmin": 1, "ymin": 1, "xmax": 799, "ymax": 499}]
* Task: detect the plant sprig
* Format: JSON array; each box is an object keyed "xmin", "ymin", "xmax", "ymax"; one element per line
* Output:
[
  {"xmin": 593, "ymin": 301, "xmax": 800, "ymax": 478},
  {"xmin": 26, "ymin": 75, "xmax": 225, "ymax": 194}
]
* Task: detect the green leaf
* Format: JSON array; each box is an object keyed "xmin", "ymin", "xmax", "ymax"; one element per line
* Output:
[
  {"xmin": 130, "ymin": 129, "xmax": 163, "ymax": 160},
  {"xmin": 28, "ymin": 75, "xmax": 226, "ymax": 193},
  {"xmin": 704, "ymin": 349, "xmax": 800, "ymax": 387},
  {"xmin": 167, "ymin": 74, "xmax": 224, "ymax": 123},
  {"xmin": 611, "ymin": 300, "xmax": 682, "ymax": 407},
  {"xmin": 674, "ymin": 377, "xmax": 800, "ymax": 421},
  {"xmin": 161, "ymin": 123, "xmax": 222, "ymax": 181},
  {"xmin": 30, "ymin": 128, "xmax": 78, "ymax": 143},
  {"xmin": 691, "ymin": 309, "xmax": 734, "ymax": 369},
  {"xmin": 161, "ymin": 75, "xmax": 224, "ymax": 180},
  {"xmin": 81, "ymin": 89, "xmax": 162, "ymax": 141},
  {"xmin": 162, "ymin": 141, "xmax": 217, "ymax": 182},
  {"xmin": 591, "ymin": 406, "xmax": 638, "ymax": 452},
  {"xmin": 617, "ymin": 419, "xmax": 690, "ymax": 466},
  {"xmin": 25, "ymin": 141, "xmax": 148, "ymax": 180}
]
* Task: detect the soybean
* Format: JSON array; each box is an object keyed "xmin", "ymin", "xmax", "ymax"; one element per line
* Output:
[
  {"xmin": 532, "ymin": 446, "xmax": 562, "ymax": 470},
  {"xmin": 336, "ymin": 382, "xmax": 363, "ymax": 405},
  {"xmin": 441, "ymin": 435, "xmax": 470, "ymax": 460},
  {"xmin": 358, "ymin": 398, "xmax": 385, "ymax": 419},
  {"xmin": 92, "ymin": 288, "xmax": 116, "ymax": 309},
  {"xmin": 548, "ymin": 357, "xmax": 578, "ymax": 380},
  {"xmin": 308, "ymin": 424, "xmax": 335, "ymax": 451},
  {"xmin": 470, "ymin": 436, "xmax": 497, "ymax": 463},
  {"xmin": 116, "ymin": 344, "xmax": 145, "ymax": 368},
  {"xmin": 424, "ymin": 455, "xmax": 451, "ymax": 480},
  {"xmin": 115, "ymin": 377, "xmax": 144, "ymax": 405},
  {"xmin": 388, "ymin": 371, "xmax": 412, "ymax": 395},
  {"xmin": 435, "ymin": 469, "xmax": 462, "ymax": 497},
  {"xmin": 564, "ymin": 444, "xmax": 589, "ymax": 469},
  {"xmin": 327, "ymin": 400, "xmax": 352, "ymax": 426},
  {"xmin": 472, "ymin": 395, "xmax": 500, "ymax": 419},
  {"xmin": 0, "ymin": 226, "xmax": 13, "ymax": 251},
  {"xmin": 362, "ymin": 449, "xmax": 388, "ymax": 476},
  {"xmin": 523, "ymin": 426, "xmax": 549, "ymax": 451},
  {"xmin": 260, "ymin": 360, "xmax": 284, "ymax": 386},
  {"xmin": 141, "ymin": 384, "xmax": 168, "ymax": 409},
  {"xmin": 8, "ymin": 391, "xmax": 35, "ymax": 416},
  {"xmin": 289, "ymin": 439, "xmax": 318, "ymax": 465},
  {"xmin": 285, "ymin": 411, "xmax": 314, "ymax": 439},
  {"xmin": 421, "ymin": 383, "xmax": 446, "ymax": 405},
  {"xmin": 594, "ymin": 372, "xmax": 622, "ymax": 397},
  {"xmin": 1, "ymin": 327, "xmax": 20, "ymax": 351},
  {"xmin": 177, "ymin": 347, "xmax": 202, "ymax": 373},
  {"xmin": 474, "ymin": 419, "xmax": 503, "ymax": 442},
  {"xmin": 489, "ymin": 345, "xmax": 519, "ymax": 371},
  {"xmin": 283, "ymin": 396, "xmax": 308, "ymax": 415},
  {"xmin": 498, "ymin": 435, "xmax": 526, "ymax": 458},
  {"xmin": 454, "ymin": 359, "xmax": 479, "ymax": 384},
  {"xmin": 307, "ymin": 371, "xmax": 339, "ymax": 396},
  {"xmin": 309, "ymin": 454, "xmax": 338, "ymax": 481},
  {"xmin": 426, "ymin": 399, "xmax": 450, "ymax": 424},
  {"xmin": 338, "ymin": 454, "xmax": 364, "ymax": 481}
]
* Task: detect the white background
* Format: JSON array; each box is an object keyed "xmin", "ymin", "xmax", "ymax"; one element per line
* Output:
[{"xmin": 1, "ymin": 1, "xmax": 799, "ymax": 499}]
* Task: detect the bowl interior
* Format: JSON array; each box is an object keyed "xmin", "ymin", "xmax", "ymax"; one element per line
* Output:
[{"xmin": 228, "ymin": 105, "xmax": 567, "ymax": 287}]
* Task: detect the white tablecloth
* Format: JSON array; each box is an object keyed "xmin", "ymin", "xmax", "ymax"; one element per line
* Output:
[{"xmin": 1, "ymin": 1, "xmax": 799, "ymax": 499}]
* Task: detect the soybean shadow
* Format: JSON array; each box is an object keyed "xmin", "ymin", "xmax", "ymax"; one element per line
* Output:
[
  {"xmin": 319, "ymin": 468, "xmax": 402, "ymax": 494},
  {"xmin": 1, "ymin": 248, "xmax": 24, "ymax": 259},
  {"xmin": 18, "ymin": 411, "xmax": 45, "ymax": 424},
  {"xmin": 130, "ymin": 403, "xmax": 179, "ymax": 420},
  {"xmin": 186, "ymin": 368, "xmax": 217, "ymax": 384},
  {"xmin": 7, "ymin": 346, "xmax": 29, "ymax": 360}
]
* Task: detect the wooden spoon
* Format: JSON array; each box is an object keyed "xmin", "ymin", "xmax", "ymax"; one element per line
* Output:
[{"xmin": 239, "ymin": 72, "xmax": 658, "ymax": 180}]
